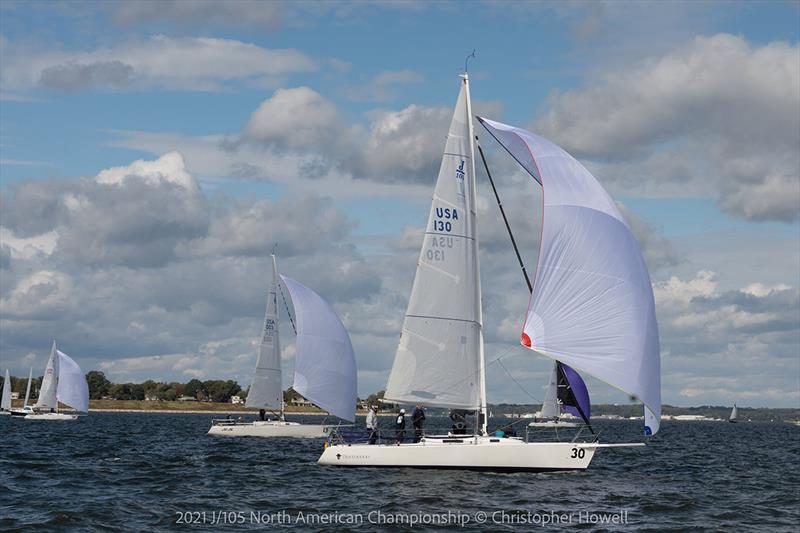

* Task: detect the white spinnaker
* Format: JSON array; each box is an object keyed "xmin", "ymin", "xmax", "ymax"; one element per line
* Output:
[
  {"xmin": 56, "ymin": 350, "xmax": 89, "ymax": 413},
  {"xmin": 478, "ymin": 117, "xmax": 661, "ymax": 435},
  {"xmin": 540, "ymin": 363, "xmax": 559, "ymax": 419},
  {"xmin": 280, "ymin": 275, "xmax": 357, "ymax": 422},
  {"xmin": 35, "ymin": 341, "xmax": 59, "ymax": 410},
  {"xmin": 384, "ymin": 76, "xmax": 483, "ymax": 410},
  {"xmin": 245, "ymin": 255, "xmax": 283, "ymax": 410},
  {"xmin": 1, "ymin": 369, "xmax": 11, "ymax": 411}
]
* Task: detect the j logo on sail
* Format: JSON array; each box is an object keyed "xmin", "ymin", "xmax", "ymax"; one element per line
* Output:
[{"xmin": 455, "ymin": 159, "xmax": 466, "ymax": 196}]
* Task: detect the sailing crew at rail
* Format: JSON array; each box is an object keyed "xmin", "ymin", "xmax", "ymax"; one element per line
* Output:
[
  {"xmin": 367, "ymin": 405, "xmax": 379, "ymax": 444},
  {"xmin": 395, "ymin": 409, "xmax": 406, "ymax": 444},
  {"xmin": 412, "ymin": 404, "xmax": 426, "ymax": 443}
]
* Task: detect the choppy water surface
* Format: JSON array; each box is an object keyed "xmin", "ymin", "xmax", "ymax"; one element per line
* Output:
[{"xmin": 1, "ymin": 414, "xmax": 798, "ymax": 531}]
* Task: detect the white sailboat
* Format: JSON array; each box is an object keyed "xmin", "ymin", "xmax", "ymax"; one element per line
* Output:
[
  {"xmin": 527, "ymin": 363, "xmax": 580, "ymax": 428},
  {"xmin": 25, "ymin": 341, "xmax": 89, "ymax": 420},
  {"xmin": 10, "ymin": 367, "xmax": 34, "ymax": 417},
  {"xmin": 729, "ymin": 403, "xmax": 738, "ymax": 423},
  {"xmin": 208, "ymin": 255, "xmax": 357, "ymax": 437},
  {"xmin": 319, "ymin": 72, "xmax": 660, "ymax": 472},
  {"xmin": 1, "ymin": 369, "xmax": 11, "ymax": 415}
]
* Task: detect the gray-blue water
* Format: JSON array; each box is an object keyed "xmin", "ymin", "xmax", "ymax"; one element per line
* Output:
[{"xmin": 1, "ymin": 414, "xmax": 798, "ymax": 531}]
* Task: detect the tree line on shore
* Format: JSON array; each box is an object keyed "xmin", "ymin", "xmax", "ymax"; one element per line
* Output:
[
  {"xmin": 0, "ymin": 371, "xmax": 389, "ymax": 407},
  {"xmin": 2, "ymin": 371, "xmax": 244, "ymax": 403}
]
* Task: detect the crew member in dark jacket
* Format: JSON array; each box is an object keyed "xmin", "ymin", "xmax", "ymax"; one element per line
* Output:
[
  {"xmin": 395, "ymin": 409, "xmax": 406, "ymax": 444},
  {"xmin": 412, "ymin": 404, "xmax": 426, "ymax": 442}
]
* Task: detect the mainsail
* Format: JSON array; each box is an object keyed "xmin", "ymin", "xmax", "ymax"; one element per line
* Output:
[
  {"xmin": 56, "ymin": 350, "xmax": 89, "ymax": 413},
  {"xmin": 478, "ymin": 117, "xmax": 661, "ymax": 435},
  {"xmin": 23, "ymin": 367, "xmax": 32, "ymax": 407},
  {"xmin": 384, "ymin": 74, "xmax": 484, "ymax": 411},
  {"xmin": 35, "ymin": 341, "xmax": 59, "ymax": 410},
  {"xmin": 1, "ymin": 369, "xmax": 11, "ymax": 411},
  {"xmin": 540, "ymin": 365, "xmax": 559, "ymax": 419},
  {"xmin": 280, "ymin": 275, "xmax": 357, "ymax": 422},
  {"xmin": 729, "ymin": 403, "xmax": 738, "ymax": 422},
  {"xmin": 245, "ymin": 255, "xmax": 284, "ymax": 411}
]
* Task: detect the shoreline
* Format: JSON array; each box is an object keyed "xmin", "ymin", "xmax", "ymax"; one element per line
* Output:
[
  {"xmin": 85, "ymin": 409, "xmax": 396, "ymax": 415},
  {"xmin": 88, "ymin": 409, "xmax": 328, "ymax": 415}
]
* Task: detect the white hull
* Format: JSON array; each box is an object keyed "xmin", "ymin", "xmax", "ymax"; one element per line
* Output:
[
  {"xmin": 0, "ymin": 411, "xmax": 10, "ymax": 416},
  {"xmin": 528, "ymin": 420, "xmax": 579, "ymax": 428},
  {"xmin": 319, "ymin": 435, "xmax": 643, "ymax": 472},
  {"xmin": 25, "ymin": 412, "xmax": 79, "ymax": 420},
  {"xmin": 207, "ymin": 420, "xmax": 332, "ymax": 438}
]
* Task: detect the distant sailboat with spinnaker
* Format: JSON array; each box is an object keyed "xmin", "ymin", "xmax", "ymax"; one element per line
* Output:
[
  {"xmin": 527, "ymin": 362, "xmax": 589, "ymax": 429},
  {"xmin": 25, "ymin": 341, "xmax": 89, "ymax": 420},
  {"xmin": 208, "ymin": 255, "xmax": 357, "ymax": 437}
]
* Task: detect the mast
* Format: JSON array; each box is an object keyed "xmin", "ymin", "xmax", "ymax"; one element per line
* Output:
[
  {"xmin": 463, "ymin": 72, "xmax": 487, "ymax": 435},
  {"xmin": 273, "ymin": 254, "xmax": 285, "ymax": 422},
  {"xmin": 54, "ymin": 340, "xmax": 59, "ymax": 414}
]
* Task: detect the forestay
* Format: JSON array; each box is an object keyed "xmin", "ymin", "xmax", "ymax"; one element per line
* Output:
[
  {"xmin": 35, "ymin": 342, "xmax": 59, "ymax": 410},
  {"xmin": 384, "ymin": 76, "xmax": 483, "ymax": 410},
  {"xmin": 280, "ymin": 275, "xmax": 357, "ymax": 422},
  {"xmin": 245, "ymin": 255, "xmax": 283, "ymax": 410},
  {"xmin": 56, "ymin": 350, "xmax": 89, "ymax": 413},
  {"xmin": 478, "ymin": 117, "xmax": 661, "ymax": 435}
]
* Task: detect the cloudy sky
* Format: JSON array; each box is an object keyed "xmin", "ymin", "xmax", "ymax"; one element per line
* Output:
[{"xmin": 1, "ymin": 0, "xmax": 798, "ymax": 409}]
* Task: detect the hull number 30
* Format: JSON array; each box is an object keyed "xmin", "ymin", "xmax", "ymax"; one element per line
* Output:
[{"xmin": 570, "ymin": 447, "xmax": 586, "ymax": 459}]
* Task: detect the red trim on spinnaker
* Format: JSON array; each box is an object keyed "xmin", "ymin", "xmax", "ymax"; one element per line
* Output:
[{"xmin": 520, "ymin": 332, "xmax": 532, "ymax": 348}]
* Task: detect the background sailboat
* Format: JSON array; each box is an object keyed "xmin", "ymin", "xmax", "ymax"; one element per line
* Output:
[
  {"xmin": 208, "ymin": 256, "xmax": 357, "ymax": 437},
  {"xmin": 1, "ymin": 369, "xmax": 11, "ymax": 415},
  {"xmin": 729, "ymin": 403, "xmax": 738, "ymax": 423},
  {"xmin": 26, "ymin": 342, "xmax": 89, "ymax": 420},
  {"xmin": 10, "ymin": 368, "xmax": 34, "ymax": 417},
  {"xmin": 528, "ymin": 362, "xmax": 590, "ymax": 428}
]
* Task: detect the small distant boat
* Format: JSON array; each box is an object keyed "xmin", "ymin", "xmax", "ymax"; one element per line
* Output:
[
  {"xmin": 729, "ymin": 403, "xmax": 738, "ymax": 423},
  {"xmin": 25, "ymin": 341, "xmax": 89, "ymax": 421},
  {"xmin": 208, "ymin": 255, "xmax": 357, "ymax": 438},
  {"xmin": 528, "ymin": 362, "xmax": 589, "ymax": 428},
  {"xmin": 1, "ymin": 369, "xmax": 11, "ymax": 415}
]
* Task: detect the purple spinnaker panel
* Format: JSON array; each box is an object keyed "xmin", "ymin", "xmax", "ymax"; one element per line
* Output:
[{"xmin": 561, "ymin": 363, "xmax": 590, "ymax": 421}]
